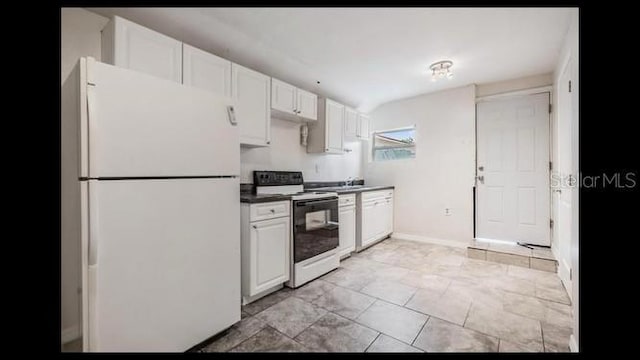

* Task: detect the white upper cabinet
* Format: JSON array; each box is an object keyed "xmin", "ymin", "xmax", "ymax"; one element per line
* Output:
[
  {"xmin": 296, "ymin": 88, "xmax": 318, "ymax": 121},
  {"xmin": 182, "ymin": 43, "xmax": 231, "ymax": 97},
  {"xmin": 102, "ymin": 16, "xmax": 182, "ymax": 83},
  {"xmin": 271, "ymin": 78, "xmax": 297, "ymax": 114},
  {"xmin": 233, "ymin": 63, "xmax": 271, "ymax": 147},
  {"xmin": 271, "ymin": 78, "xmax": 318, "ymax": 121},
  {"xmin": 344, "ymin": 107, "xmax": 358, "ymax": 139},
  {"xmin": 357, "ymin": 114, "xmax": 370, "ymax": 140},
  {"xmin": 307, "ymin": 98, "xmax": 344, "ymax": 154}
]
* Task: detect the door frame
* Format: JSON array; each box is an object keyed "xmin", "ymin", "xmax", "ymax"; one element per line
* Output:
[
  {"xmin": 553, "ymin": 53, "xmax": 574, "ymax": 293},
  {"xmin": 474, "ymin": 87, "xmax": 554, "ymax": 244}
]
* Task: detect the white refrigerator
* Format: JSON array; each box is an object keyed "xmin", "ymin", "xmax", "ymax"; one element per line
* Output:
[{"xmin": 61, "ymin": 57, "xmax": 241, "ymax": 352}]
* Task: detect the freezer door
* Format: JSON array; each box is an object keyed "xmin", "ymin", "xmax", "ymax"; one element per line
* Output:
[
  {"xmin": 84, "ymin": 178, "xmax": 240, "ymax": 352},
  {"xmin": 85, "ymin": 59, "xmax": 239, "ymax": 178}
]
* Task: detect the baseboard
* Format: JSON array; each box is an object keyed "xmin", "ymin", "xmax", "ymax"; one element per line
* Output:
[
  {"xmin": 569, "ymin": 334, "xmax": 578, "ymax": 352},
  {"xmin": 61, "ymin": 324, "xmax": 81, "ymax": 344},
  {"xmin": 392, "ymin": 233, "xmax": 468, "ymax": 249}
]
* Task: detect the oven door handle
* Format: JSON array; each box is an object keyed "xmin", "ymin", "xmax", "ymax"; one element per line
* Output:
[{"xmin": 295, "ymin": 198, "xmax": 338, "ymax": 207}]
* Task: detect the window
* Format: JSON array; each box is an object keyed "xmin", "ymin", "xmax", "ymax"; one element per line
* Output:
[{"xmin": 372, "ymin": 126, "xmax": 416, "ymax": 161}]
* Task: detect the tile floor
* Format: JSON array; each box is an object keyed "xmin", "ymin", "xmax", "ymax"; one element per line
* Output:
[
  {"xmin": 201, "ymin": 238, "xmax": 573, "ymax": 353},
  {"xmin": 468, "ymin": 239, "xmax": 558, "ymax": 272}
]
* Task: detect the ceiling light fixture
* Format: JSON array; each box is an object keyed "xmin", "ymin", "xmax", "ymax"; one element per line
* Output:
[{"xmin": 429, "ymin": 60, "xmax": 453, "ymax": 81}]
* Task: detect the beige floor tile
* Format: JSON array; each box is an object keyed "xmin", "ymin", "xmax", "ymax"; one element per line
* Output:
[
  {"xmin": 541, "ymin": 322, "xmax": 572, "ymax": 352},
  {"xmin": 361, "ymin": 280, "xmax": 418, "ymax": 305},
  {"xmin": 405, "ymin": 287, "xmax": 471, "ymax": 326},
  {"xmin": 498, "ymin": 339, "xmax": 542, "ymax": 352},
  {"xmin": 321, "ymin": 267, "xmax": 376, "ymax": 291},
  {"xmin": 468, "ymin": 239, "xmax": 489, "ymax": 250},
  {"xmin": 203, "ymin": 316, "xmax": 266, "ymax": 352},
  {"xmin": 486, "ymin": 251, "xmax": 530, "ymax": 267},
  {"xmin": 467, "ymin": 248, "xmax": 486, "ymax": 260},
  {"xmin": 312, "ymin": 286, "xmax": 376, "ymax": 320},
  {"xmin": 356, "ymin": 300, "xmax": 428, "ymax": 344},
  {"xmin": 292, "ymin": 279, "xmax": 336, "ymax": 303},
  {"xmin": 534, "ymin": 284, "xmax": 571, "ymax": 305},
  {"xmin": 374, "ymin": 265, "xmax": 410, "ymax": 281},
  {"xmin": 530, "ymin": 257, "xmax": 557, "ymax": 272},
  {"xmin": 399, "ymin": 271, "xmax": 451, "ymax": 293},
  {"xmin": 255, "ymin": 297, "xmax": 327, "ymax": 338},
  {"xmin": 366, "ymin": 334, "xmax": 422, "ymax": 352},
  {"xmin": 229, "ymin": 327, "xmax": 310, "ymax": 352},
  {"xmin": 532, "ymin": 248, "xmax": 555, "ymax": 260},
  {"xmin": 294, "ymin": 313, "xmax": 378, "ymax": 352},
  {"xmin": 464, "ymin": 304, "xmax": 543, "ymax": 351},
  {"xmin": 487, "ymin": 275, "xmax": 536, "ymax": 297},
  {"xmin": 413, "ymin": 317, "xmax": 499, "ymax": 352},
  {"xmin": 446, "ymin": 280, "xmax": 505, "ymax": 310},
  {"xmin": 242, "ymin": 287, "xmax": 293, "ymax": 315}
]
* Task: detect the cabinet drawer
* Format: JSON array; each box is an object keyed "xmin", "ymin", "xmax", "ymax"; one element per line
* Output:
[
  {"xmin": 339, "ymin": 194, "xmax": 356, "ymax": 207},
  {"xmin": 250, "ymin": 200, "xmax": 290, "ymax": 221},
  {"xmin": 362, "ymin": 189, "xmax": 393, "ymax": 202}
]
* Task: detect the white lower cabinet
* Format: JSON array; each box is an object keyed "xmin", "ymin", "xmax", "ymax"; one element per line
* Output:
[
  {"xmin": 241, "ymin": 201, "xmax": 290, "ymax": 304},
  {"xmin": 357, "ymin": 189, "xmax": 394, "ymax": 251},
  {"xmin": 338, "ymin": 195, "xmax": 356, "ymax": 259}
]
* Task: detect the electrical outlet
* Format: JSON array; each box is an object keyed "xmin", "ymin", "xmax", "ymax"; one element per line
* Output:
[{"xmin": 444, "ymin": 208, "xmax": 452, "ymax": 216}]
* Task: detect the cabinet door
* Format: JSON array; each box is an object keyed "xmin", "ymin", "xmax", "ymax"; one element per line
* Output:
[
  {"xmin": 382, "ymin": 198, "xmax": 394, "ymax": 236},
  {"xmin": 250, "ymin": 216, "xmax": 290, "ymax": 295},
  {"xmin": 344, "ymin": 107, "xmax": 358, "ymax": 138},
  {"xmin": 338, "ymin": 206, "xmax": 356, "ymax": 257},
  {"xmin": 182, "ymin": 43, "xmax": 231, "ymax": 97},
  {"xmin": 271, "ymin": 78, "xmax": 297, "ymax": 115},
  {"xmin": 232, "ymin": 63, "xmax": 271, "ymax": 146},
  {"xmin": 297, "ymin": 88, "xmax": 318, "ymax": 121},
  {"xmin": 357, "ymin": 114, "xmax": 370, "ymax": 140},
  {"xmin": 361, "ymin": 201, "xmax": 378, "ymax": 247},
  {"xmin": 326, "ymin": 99, "xmax": 345, "ymax": 153},
  {"xmin": 107, "ymin": 16, "xmax": 182, "ymax": 83}
]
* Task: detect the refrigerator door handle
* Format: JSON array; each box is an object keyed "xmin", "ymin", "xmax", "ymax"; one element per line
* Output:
[
  {"xmin": 88, "ymin": 182, "xmax": 98, "ymax": 266},
  {"xmin": 227, "ymin": 105, "xmax": 237, "ymax": 126}
]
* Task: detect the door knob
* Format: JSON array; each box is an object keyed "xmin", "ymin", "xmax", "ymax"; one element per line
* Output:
[{"xmin": 478, "ymin": 166, "xmax": 484, "ymax": 171}]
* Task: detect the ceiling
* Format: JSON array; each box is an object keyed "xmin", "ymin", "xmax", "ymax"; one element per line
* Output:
[{"xmin": 88, "ymin": 7, "xmax": 574, "ymax": 112}]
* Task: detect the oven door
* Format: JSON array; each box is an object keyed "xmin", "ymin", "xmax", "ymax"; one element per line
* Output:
[{"xmin": 293, "ymin": 197, "xmax": 339, "ymax": 263}]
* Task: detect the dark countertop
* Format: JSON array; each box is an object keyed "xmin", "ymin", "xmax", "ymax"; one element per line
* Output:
[
  {"xmin": 240, "ymin": 185, "xmax": 395, "ymax": 203},
  {"xmin": 326, "ymin": 185, "xmax": 395, "ymax": 195},
  {"xmin": 240, "ymin": 193, "xmax": 292, "ymax": 204}
]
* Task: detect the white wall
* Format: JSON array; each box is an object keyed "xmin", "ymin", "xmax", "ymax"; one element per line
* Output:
[
  {"xmin": 553, "ymin": 9, "xmax": 579, "ymax": 352},
  {"xmin": 60, "ymin": 7, "xmax": 109, "ymax": 342},
  {"xmin": 240, "ymin": 117, "xmax": 364, "ymax": 183},
  {"xmin": 365, "ymin": 85, "xmax": 476, "ymax": 245},
  {"xmin": 476, "ymin": 73, "xmax": 552, "ymax": 97}
]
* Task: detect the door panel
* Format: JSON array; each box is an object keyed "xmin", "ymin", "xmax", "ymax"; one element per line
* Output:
[
  {"xmin": 88, "ymin": 61, "xmax": 239, "ymax": 177},
  {"xmin": 251, "ymin": 216, "xmax": 290, "ymax": 293},
  {"xmin": 477, "ymin": 93, "xmax": 550, "ymax": 245},
  {"xmin": 271, "ymin": 78, "xmax": 296, "ymax": 114},
  {"xmin": 297, "ymin": 88, "xmax": 318, "ymax": 120},
  {"xmin": 182, "ymin": 43, "xmax": 232, "ymax": 97},
  {"xmin": 338, "ymin": 206, "xmax": 356, "ymax": 257},
  {"xmin": 114, "ymin": 17, "xmax": 182, "ymax": 83},
  {"xmin": 232, "ymin": 64, "xmax": 270, "ymax": 146},
  {"xmin": 344, "ymin": 108, "xmax": 358, "ymax": 138},
  {"xmin": 86, "ymin": 178, "xmax": 240, "ymax": 351},
  {"xmin": 326, "ymin": 100, "xmax": 344, "ymax": 152}
]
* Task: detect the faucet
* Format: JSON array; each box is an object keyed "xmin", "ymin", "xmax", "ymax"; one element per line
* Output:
[{"xmin": 345, "ymin": 177, "xmax": 354, "ymax": 187}]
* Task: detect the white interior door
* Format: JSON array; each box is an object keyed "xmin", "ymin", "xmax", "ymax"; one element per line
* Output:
[
  {"xmin": 86, "ymin": 60, "xmax": 239, "ymax": 178},
  {"xmin": 476, "ymin": 93, "xmax": 550, "ymax": 245},
  {"xmin": 555, "ymin": 60, "xmax": 573, "ymax": 292},
  {"xmin": 84, "ymin": 178, "xmax": 240, "ymax": 351}
]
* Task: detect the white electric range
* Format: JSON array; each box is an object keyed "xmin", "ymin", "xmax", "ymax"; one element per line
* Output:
[{"xmin": 254, "ymin": 171, "xmax": 340, "ymax": 288}]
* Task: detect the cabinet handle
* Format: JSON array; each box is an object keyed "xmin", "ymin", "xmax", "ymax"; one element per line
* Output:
[
  {"xmin": 252, "ymin": 225, "xmax": 257, "ymax": 229},
  {"xmin": 270, "ymin": 209, "xmax": 275, "ymax": 213}
]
